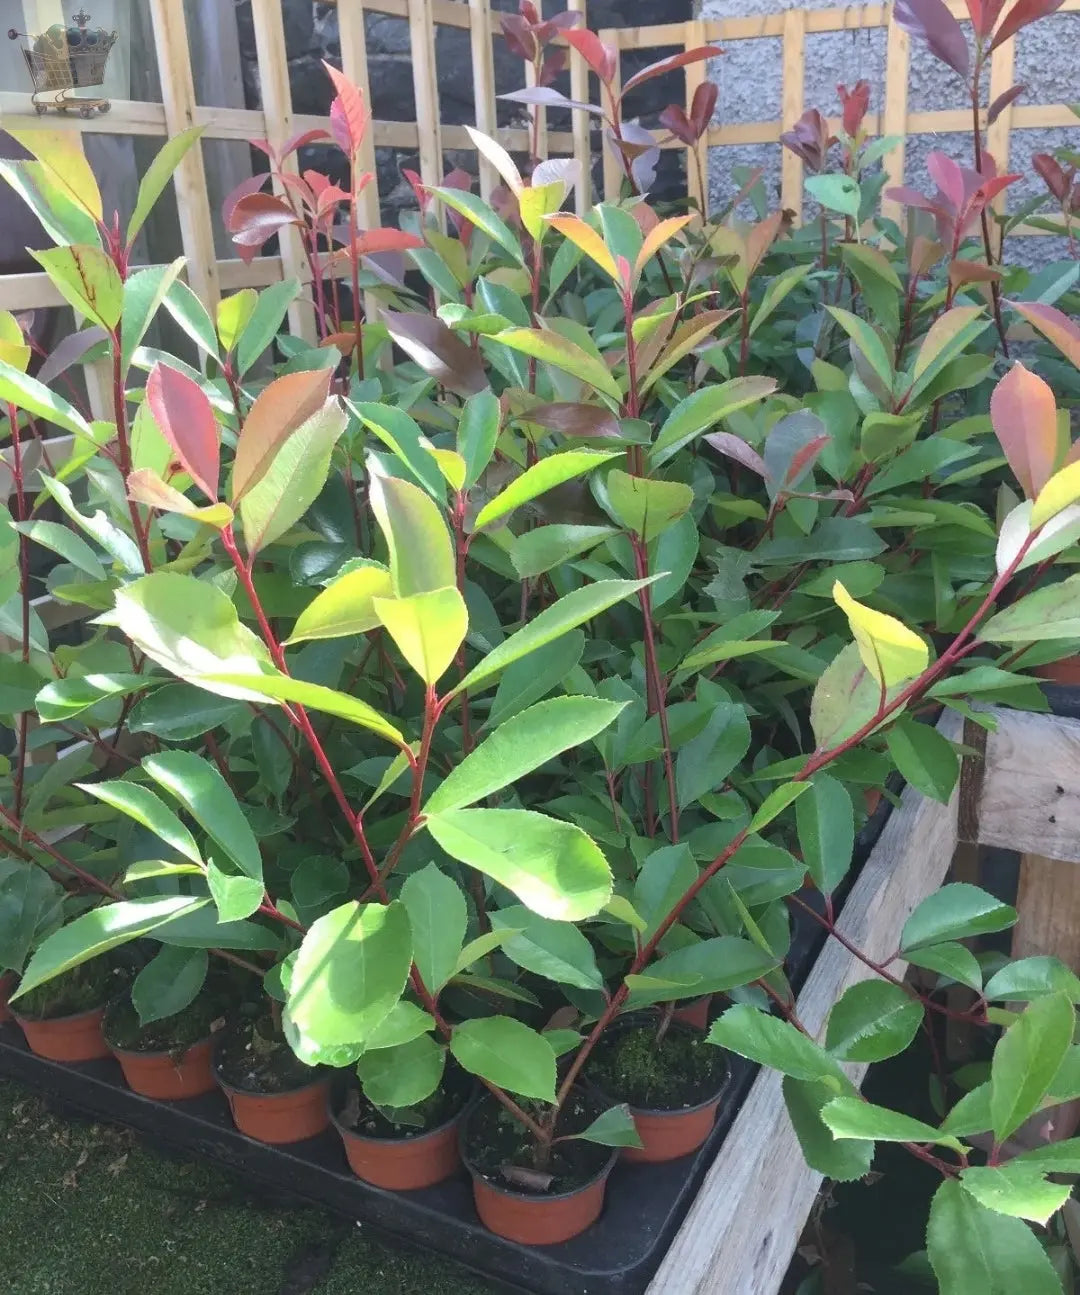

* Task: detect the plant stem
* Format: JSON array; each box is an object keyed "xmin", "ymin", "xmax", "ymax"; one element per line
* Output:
[
  {"xmin": 632, "ymin": 537, "xmax": 679, "ymax": 842},
  {"xmin": 110, "ymin": 328, "xmax": 153, "ymax": 572},
  {"xmin": 969, "ymin": 72, "xmax": 1010, "ymax": 356},
  {"xmin": 8, "ymin": 402, "xmax": 30, "ymax": 818}
]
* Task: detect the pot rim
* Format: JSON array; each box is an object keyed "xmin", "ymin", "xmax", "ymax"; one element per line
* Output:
[
  {"xmin": 459, "ymin": 1092, "xmax": 618, "ymax": 1204},
  {"xmin": 11, "ymin": 999, "xmax": 107, "ymax": 1027},
  {"xmin": 587, "ymin": 1017, "xmax": 732, "ymax": 1117},
  {"xmin": 211, "ymin": 1028, "xmax": 327, "ymax": 1099},
  {"xmin": 107, "ymin": 1032, "xmax": 214, "ymax": 1063},
  {"xmin": 329, "ymin": 1080, "xmax": 469, "ymax": 1148}
]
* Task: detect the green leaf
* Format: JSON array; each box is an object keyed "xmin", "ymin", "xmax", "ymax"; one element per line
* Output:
[
  {"xmin": 207, "ymin": 862, "xmax": 264, "ymax": 922},
  {"xmin": 357, "ymin": 1033, "xmax": 445, "ymax": 1107},
  {"xmin": 425, "ymin": 808, "xmax": 612, "ymax": 921},
  {"xmin": 0, "ymin": 357, "xmax": 94, "ymax": 441},
  {"xmin": 121, "ymin": 258, "xmax": 186, "ymax": 373},
  {"xmin": 368, "ymin": 468, "xmax": 456, "ymax": 596},
  {"xmin": 13, "ymin": 519, "xmax": 106, "ymax": 581},
  {"xmin": 490, "ymin": 905, "xmax": 603, "ymax": 991},
  {"xmin": 363, "ymin": 1001, "xmax": 437, "ymax": 1051},
  {"xmin": 649, "ymin": 377, "xmax": 777, "ymax": 467},
  {"xmin": 748, "ymin": 264, "xmax": 813, "ymax": 337},
  {"xmin": 457, "ymin": 390, "xmax": 501, "ymax": 489},
  {"xmin": 821, "ymin": 1096, "xmax": 955, "ymax": 1145},
  {"xmin": 454, "ymin": 929, "xmax": 520, "ymax": 974},
  {"xmin": 749, "ymin": 782, "xmax": 810, "ymax": 834},
  {"xmin": 425, "ymin": 696, "xmax": 626, "ymax": 815},
  {"xmin": 453, "ymin": 578, "xmax": 654, "ymax": 697},
  {"xmin": 494, "ymin": 328, "xmax": 621, "ymax": 401},
  {"xmin": 430, "ymin": 186, "xmax": 524, "ymax": 265},
  {"xmin": 810, "ymin": 642, "xmax": 906, "ymax": 749},
  {"xmin": 886, "ymin": 720, "xmax": 960, "ymax": 804},
  {"xmin": 840, "ymin": 244, "xmax": 903, "ymax": 333},
  {"xmin": 927, "ymin": 1178, "xmax": 1063, "ymax": 1295},
  {"xmin": 240, "ymin": 400, "xmax": 346, "ymax": 556},
  {"xmin": 602, "ymin": 470, "xmax": 694, "ymax": 542},
  {"xmin": 708, "ymin": 1004, "xmax": 843, "ymax": 1082},
  {"xmin": 163, "ymin": 280, "xmax": 219, "ymax": 357},
  {"xmin": 633, "ymin": 843, "xmax": 699, "ymax": 944},
  {"xmin": 374, "ymin": 587, "xmax": 467, "ymax": 685},
  {"xmin": 128, "ymin": 684, "xmax": 245, "ymax": 742},
  {"xmin": 287, "ymin": 564, "xmax": 393, "ymax": 644},
  {"xmin": 960, "ymin": 1163, "xmax": 1071, "ymax": 1225},
  {"xmin": 796, "ymin": 774, "xmax": 854, "ymax": 896},
  {"xmin": 990, "ymin": 993, "xmax": 1075, "ymax": 1142},
  {"xmin": 143, "ymin": 750, "xmax": 262, "ymax": 881},
  {"xmin": 978, "ymin": 573, "xmax": 1080, "ymax": 643},
  {"xmin": 784, "ymin": 1076, "xmax": 875, "ymax": 1181},
  {"xmin": 206, "ymin": 671, "xmax": 405, "ymax": 748},
  {"xmin": 629, "ymin": 937, "xmax": 780, "ymax": 1006},
  {"xmin": 350, "ymin": 401, "xmax": 446, "ymax": 501},
  {"xmin": 12, "ymin": 896, "xmax": 208, "ymax": 999},
  {"xmin": 901, "ymin": 884, "xmax": 1017, "ymax": 952},
  {"xmin": 487, "ymin": 630, "xmax": 584, "ymax": 728},
  {"xmin": 400, "ymin": 864, "xmax": 467, "ymax": 994},
  {"xmin": 236, "ymin": 279, "xmax": 302, "ymax": 375},
  {"xmin": 575, "ymin": 1104, "xmax": 644, "ymax": 1149},
  {"xmin": 905, "ymin": 942, "xmax": 984, "ymax": 991},
  {"xmin": 675, "ymin": 703, "xmax": 752, "ymax": 811},
  {"xmin": 0, "ymin": 865, "xmax": 64, "ymax": 975},
  {"xmin": 285, "ymin": 900, "xmax": 412, "ymax": 1058},
  {"xmin": 449, "ymin": 1016, "xmax": 557, "ymax": 1102},
  {"xmin": 907, "ymin": 307, "xmax": 990, "ymax": 408},
  {"xmin": 76, "ymin": 778, "xmax": 203, "ymax": 866},
  {"xmin": 109, "ymin": 572, "xmax": 274, "ymax": 699},
  {"xmin": 805, "ymin": 173, "xmax": 861, "ymax": 218},
  {"xmin": 984, "ymin": 957, "xmax": 1080, "ymax": 1004},
  {"xmin": 36, "ymin": 673, "xmax": 146, "ymax": 723},
  {"xmin": 828, "ymin": 306, "xmax": 895, "ymax": 391},
  {"xmin": 127, "ymin": 127, "xmax": 204, "ymax": 245},
  {"xmin": 825, "ymin": 981, "xmax": 923, "ymax": 1062},
  {"xmin": 755, "ymin": 518, "xmax": 885, "ymax": 565},
  {"xmin": 33, "ymin": 245, "xmax": 122, "ymax": 329},
  {"xmin": 475, "ymin": 450, "xmax": 619, "ymax": 531},
  {"xmin": 509, "ymin": 524, "xmax": 619, "ymax": 578},
  {"xmin": 131, "ymin": 946, "xmax": 208, "ymax": 1027}
]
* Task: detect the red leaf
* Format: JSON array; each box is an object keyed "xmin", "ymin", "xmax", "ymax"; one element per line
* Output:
[
  {"xmin": 226, "ymin": 192, "xmax": 301, "ymax": 263},
  {"xmin": 622, "ymin": 47, "xmax": 725, "ymax": 96},
  {"xmin": 690, "ymin": 82, "xmax": 719, "ymax": 138},
  {"xmin": 383, "ymin": 311, "xmax": 489, "ymax": 398},
  {"xmin": 704, "ymin": 432, "xmax": 767, "ymax": 478},
  {"xmin": 965, "ymin": 0, "xmax": 1007, "ymax": 38},
  {"xmin": 783, "ymin": 434, "xmax": 831, "ymax": 489},
  {"xmin": 1009, "ymin": 300, "xmax": 1080, "ymax": 368},
  {"xmin": 838, "ymin": 80, "xmax": 871, "ymax": 136},
  {"xmin": 232, "ymin": 368, "xmax": 333, "ymax": 502},
  {"xmin": 280, "ymin": 127, "xmax": 331, "ymax": 160},
  {"xmin": 521, "ymin": 403, "xmax": 622, "ymax": 439},
  {"xmin": 322, "ymin": 62, "xmax": 370, "ymax": 155},
  {"xmin": 146, "ymin": 363, "xmax": 220, "ymax": 501},
  {"xmin": 222, "ymin": 173, "xmax": 270, "ymax": 229},
  {"xmin": 1034, "ymin": 152, "xmax": 1071, "ymax": 201},
  {"xmin": 986, "ymin": 83, "xmax": 1025, "ymax": 125},
  {"xmin": 401, "ymin": 167, "xmax": 428, "ymax": 212},
  {"xmin": 500, "ymin": 13, "xmax": 537, "ymax": 60},
  {"xmin": 659, "ymin": 105, "xmax": 697, "ymax": 146},
  {"xmin": 990, "ymin": 362, "xmax": 1059, "ymax": 499},
  {"xmin": 352, "ymin": 229, "xmax": 425, "ymax": 257},
  {"xmin": 990, "ymin": 0, "xmax": 1065, "ymax": 48},
  {"xmin": 565, "ymin": 29, "xmax": 618, "ymax": 83},
  {"xmin": 894, "ymin": 0, "xmax": 970, "ymax": 77}
]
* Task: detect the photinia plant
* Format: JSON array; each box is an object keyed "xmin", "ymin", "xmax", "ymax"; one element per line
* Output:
[{"xmin": 0, "ymin": 16, "xmax": 1079, "ymax": 1283}]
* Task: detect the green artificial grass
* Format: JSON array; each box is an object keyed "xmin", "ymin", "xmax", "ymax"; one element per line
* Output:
[{"xmin": 0, "ymin": 1081, "xmax": 491, "ymax": 1295}]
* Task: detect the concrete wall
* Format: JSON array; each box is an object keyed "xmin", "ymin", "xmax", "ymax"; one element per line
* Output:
[{"xmin": 700, "ymin": 0, "xmax": 1079, "ymax": 267}]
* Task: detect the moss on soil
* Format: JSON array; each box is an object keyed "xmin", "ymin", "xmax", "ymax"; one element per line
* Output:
[
  {"xmin": 15, "ymin": 962, "xmax": 117, "ymax": 1022},
  {"xmin": 215, "ymin": 1016, "xmax": 320, "ymax": 1093},
  {"xmin": 0, "ymin": 1080, "xmax": 489, "ymax": 1295},
  {"xmin": 588, "ymin": 1020, "xmax": 727, "ymax": 1110},
  {"xmin": 103, "ymin": 994, "xmax": 218, "ymax": 1055}
]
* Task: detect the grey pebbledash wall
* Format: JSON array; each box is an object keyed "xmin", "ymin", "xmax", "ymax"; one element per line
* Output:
[
  {"xmin": 238, "ymin": 1, "xmax": 1075, "ymax": 263},
  {"xmin": 700, "ymin": 0, "xmax": 1079, "ymax": 268}
]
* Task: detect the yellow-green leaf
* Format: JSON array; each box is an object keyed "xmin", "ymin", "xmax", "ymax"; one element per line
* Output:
[
  {"xmin": 7, "ymin": 127, "xmax": 102, "ymax": 221},
  {"xmin": 604, "ymin": 469, "xmax": 694, "ymax": 542},
  {"xmin": 546, "ymin": 214, "xmax": 619, "ymax": 282},
  {"xmin": 494, "ymin": 327, "xmax": 621, "ymax": 401},
  {"xmin": 127, "ymin": 468, "xmax": 233, "ymax": 528},
  {"xmin": 1031, "ymin": 461, "xmax": 1080, "ymax": 529},
  {"xmin": 217, "ymin": 289, "xmax": 258, "ymax": 352},
  {"xmin": 374, "ymin": 587, "xmax": 468, "ymax": 685},
  {"xmin": 833, "ymin": 580, "xmax": 929, "ymax": 687},
  {"xmin": 474, "ymin": 449, "xmax": 620, "ymax": 531},
  {"xmin": 368, "ymin": 465, "xmax": 455, "ymax": 595},
  {"xmin": 32, "ymin": 244, "xmax": 123, "ymax": 329},
  {"xmin": 0, "ymin": 312, "xmax": 30, "ymax": 372},
  {"xmin": 287, "ymin": 564, "xmax": 393, "ymax": 644}
]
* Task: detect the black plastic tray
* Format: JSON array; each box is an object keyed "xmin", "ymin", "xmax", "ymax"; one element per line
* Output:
[{"xmin": 0, "ymin": 797, "xmax": 895, "ymax": 1295}]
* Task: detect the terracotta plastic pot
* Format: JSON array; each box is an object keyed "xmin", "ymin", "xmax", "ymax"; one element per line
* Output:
[
  {"xmin": 671, "ymin": 995, "xmax": 713, "ymax": 1032},
  {"xmin": 216, "ymin": 1070, "xmax": 330, "ymax": 1144},
  {"xmin": 12, "ymin": 1003, "xmax": 109, "ymax": 1062},
  {"xmin": 1037, "ymin": 656, "xmax": 1080, "ymax": 687},
  {"xmin": 110, "ymin": 1036, "xmax": 216, "ymax": 1101},
  {"xmin": 331, "ymin": 1095, "xmax": 464, "ymax": 1191},
  {"xmin": 621, "ymin": 1085, "xmax": 728, "ymax": 1164},
  {"xmin": 863, "ymin": 787, "xmax": 883, "ymax": 815},
  {"xmin": 0, "ymin": 973, "xmax": 15, "ymax": 1024}
]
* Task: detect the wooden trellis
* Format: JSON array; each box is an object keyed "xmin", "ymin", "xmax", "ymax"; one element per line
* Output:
[{"xmin": 1, "ymin": 0, "xmax": 1078, "ymax": 322}]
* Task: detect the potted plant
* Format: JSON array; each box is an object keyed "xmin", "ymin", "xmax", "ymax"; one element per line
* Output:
[
  {"xmin": 10, "ymin": 961, "xmax": 116, "ymax": 1062},
  {"xmin": 103, "ymin": 985, "xmax": 220, "ymax": 1100},
  {"xmin": 0, "ymin": 16, "xmax": 1078, "ymax": 1278}
]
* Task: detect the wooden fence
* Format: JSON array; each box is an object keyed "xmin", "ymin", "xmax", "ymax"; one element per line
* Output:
[{"xmin": 1, "ymin": 0, "xmax": 1078, "ymax": 326}]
